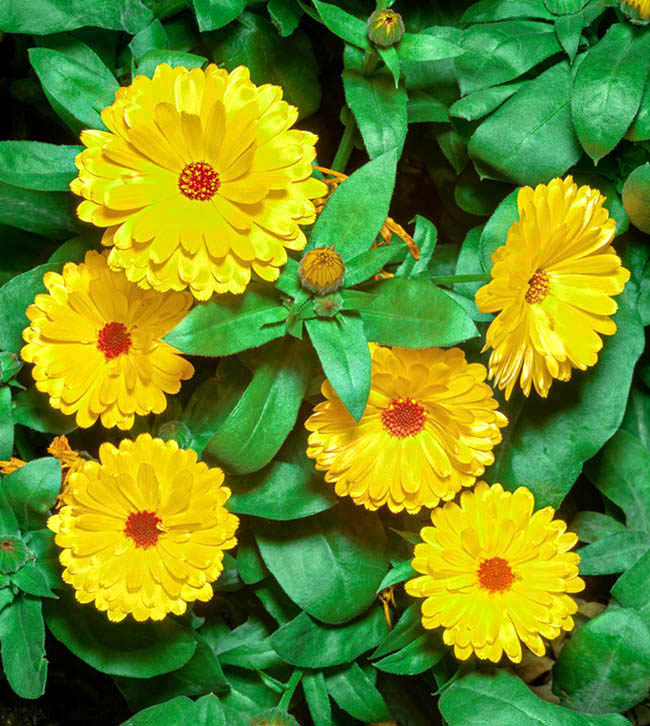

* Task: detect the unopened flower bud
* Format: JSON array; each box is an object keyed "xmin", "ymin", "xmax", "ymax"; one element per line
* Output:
[
  {"xmin": 313, "ymin": 293, "xmax": 343, "ymax": 318},
  {"xmin": 298, "ymin": 245, "xmax": 345, "ymax": 295},
  {"xmin": 367, "ymin": 8, "xmax": 405, "ymax": 47}
]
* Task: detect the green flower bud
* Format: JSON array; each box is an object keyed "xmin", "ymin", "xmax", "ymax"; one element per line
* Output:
[
  {"xmin": 367, "ymin": 8, "xmax": 405, "ymax": 47},
  {"xmin": 0, "ymin": 351, "xmax": 22, "ymax": 384},
  {"xmin": 156, "ymin": 421, "xmax": 194, "ymax": 449},
  {"xmin": 298, "ymin": 246, "xmax": 346, "ymax": 295},
  {"xmin": 0, "ymin": 535, "xmax": 29, "ymax": 575},
  {"xmin": 250, "ymin": 707, "xmax": 301, "ymax": 726},
  {"xmin": 313, "ymin": 293, "xmax": 344, "ymax": 318}
]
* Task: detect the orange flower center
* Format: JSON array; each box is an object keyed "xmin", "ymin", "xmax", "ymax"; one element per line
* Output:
[
  {"xmin": 124, "ymin": 511, "xmax": 162, "ymax": 549},
  {"xmin": 381, "ymin": 398, "xmax": 426, "ymax": 438},
  {"xmin": 0, "ymin": 539, "xmax": 14, "ymax": 552},
  {"xmin": 478, "ymin": 557, "xmax": 515, "ymax": 592},
  {"xmin": 525, "ymin": 269, "xmax": 550, "ymax": 304},
  {"xmin": 97, "ymin": 322, "xmax": 131, "ymax": 360},
  {"xmin": 178, "ymin": 161, "xmax": 220, "ymax": 200}
]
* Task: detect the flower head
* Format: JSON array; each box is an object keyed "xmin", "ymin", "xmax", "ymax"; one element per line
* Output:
[
  {"xmin": 305, "ymin": 345, "xmax": 507, "ymax": 514},
  {"xmin": 367, "ymin": 9, "xmax": 405, "ymax": 47},
  {"xmin": 621, "ymin": 0, "xmax": 650, "ymax": 21},
  {"xmin": 21, "ymin": 250, "xmax": 194, "ymax": 430},
  {"xmin": 298, "ymin": 245, "xmax": 345, "ymax": 294},
  {"xmin": 475, "ymin": 177, "xmax": 629, "ymax": 399},
  {"xmin": 70, "ymin": 63, "xmax": 327, "ymax": 300},
  {"xmin": 405, "ymin": 482, "xmax": 585, "ymax": 663},
  {"xmin": 48, "ymin": 434, "xmax": 238, "ymax": 622}
]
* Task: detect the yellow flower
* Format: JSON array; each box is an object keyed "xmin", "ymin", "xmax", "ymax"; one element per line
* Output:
[
  {"xmin": 622, "ymin": 0, "xmax": 650, "ymax": 20},
  {"xmin": 70, "ymin": 63, "xmax": 327, "ymax": 300},
  {"xmin": 21, "ymin": 250, "xmax": 194, "ymax": 431},
  {"xmin": 475, "ymin": 177, "xmax": 629, "ymax": 399},
  {"xmin": 405, "ymin": 482, "xmax": 585, "ymax": 663},
  {"xmin": 298, "ymin": 245, "xmax": 345, "ymax": 294},
  {"xmin": 48, "ymin": 434, "xmax": 238, "ymax": 622},
  {"xmin": 305, "ymin": 345, "xmax": 507, "ymax": 514},
  {"xmin": 0, "ymin": 458, "xmax": 26, "ymax": 475}
]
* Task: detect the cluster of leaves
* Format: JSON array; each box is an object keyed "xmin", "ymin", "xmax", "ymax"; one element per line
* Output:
[{"xmin": 2, "ymin": 0, "xmax": 650, "ymax": 724}]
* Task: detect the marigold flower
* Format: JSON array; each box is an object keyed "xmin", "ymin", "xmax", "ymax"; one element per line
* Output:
[
  {"xmin": 48, "ymin": 434, "xmax": 238, "ymax": 622},
  {"xmin": 305, "ymin": 345, "xmax": 507, "ymax": 514},
  {"xmin": 21, "ymin": 250, "xmax": 194, "ymax": 430},
  {"xmin": 475, "ymin": 177, "xmax": 629, "ymax": 399},
  {"xmin": 298, "ymin": 245, "xmax": 345, "ymax": 294},
  {"xmin": 405, "ymin": 482, "xmax": 585, "ymax": 663},
  {"xmin": 621, "ymin": 0, "xmax": 650, "ymax": 21},
  {"xmin": 70, "ymin": 63, "xmax": 327, "ymax": 300}
]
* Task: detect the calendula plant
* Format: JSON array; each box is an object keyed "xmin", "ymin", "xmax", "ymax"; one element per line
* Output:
[{"xmin": 1, "ymin": 0, "xmax": 650, "ymax": 724}]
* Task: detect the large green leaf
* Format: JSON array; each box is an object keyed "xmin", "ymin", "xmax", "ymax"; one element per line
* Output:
[
  {"xmin": 306, "ymin": 315, "xmax": 371, "ymax": 422},
  {"xmin": 571, "ymin": 23, "xmax": 650, "ymax": 163},
  {"xmin": 449, "ymin": 81, "xmax": 526, "ymax": 121},
  {"xmin": 202, "ymin": 339, "xmax": 314, "ymax": 475},
  {"xmin": 229, "ymin": 459, "xmax": 337, "ymax": 520},
  {"xmin": 0, "ymin": 0, "xmax": 153, "ymax": 33},
  {"xmin": 201, "ymin": 616, "xmax": 283, "ymax": 672},
  {"xmin": 463, "ymin": 0, "xmax": 554, "ymax": 22},
  {"xmin": 0, "ymin": 182, "xmax": 78, "ymax": 240},
  {"xmin": 0, "ymin": 387, "xmax": 13, "ymax": 462},
  {"xmin": 396, "ymin": 30, "xmax": 465, "ymax": 63},
  {"xmin": 268, "ymin": 0, "xmax": 303, "ymax": 36},
  {"xmin": 0, "ymin": 263, "xmax": 61, "ymax": 353},
  {"xmin": 395, "ymin": 216, "xmax": 438, "ymax": 279},
  {"xmin": 164, "ymin": 284, "xmax": 287, "ymax": 356},
  {"xmin": 302, "ymin": 672, "xmax": 333, "ymax": 726},
  {"xmin": 455, "ymin": 20, "xmax": 561, "ymax": 95},
  {"xmin": 29, "ymin": 46, "xmax": 119, "ymax": 133},
  {"xmin": 343, "ymin": 69, "xmax": 407, "ymax": 160},
  {"xmin": 360, "ymin": 278, "xmax": 478, "ymax": 348},
  {"xmin": 270, "ymin": 606, "xmax": 388, "ymax": 667},
  {"xmin": 2, "ymin": 458, "xmax": 61, "ymax": 532},
  {"xmin": 44, "ymin": 591, "xmax": 196, "ymax": 678},
  {"xmin": 191, "ymin": 0, "xmax": 245, "ymax": 31},
  {"xmin": 255, "ymin": 502, "xmax": 389, "ymax": 624},
  {"xmin": 12, "ymin": 385, "xmax": 77, "ymax": 435},
  {"xmin": 627, "ymin": 79, "xmax": 650, "ymax": 142},
  {"xmin": 206, "ymin": 12, "xmax": 320, "ymax": 119},
  {"xmin": 478, "ymin": 189, "xmax": 519, "ymax": 272},
  {"xmin": 312, "ymin": 0, "xmax": 368, "ymax": 47},
  {"xmin": 578, "ymin": 531, "xmax": 648, "ymax": 575},
  {"xmin": 325, "ymin": 663, "xmax": 391, "ymax": 723},
  {"xmin": 308, "ymin": 149, "xmax": 397, "ymax": 260},
  {"xmin": 612, "ymin": 549, "xmax": 650, "ymax": 627},
  {"xmin": 486, "ymin": 275, "xmax": 644, "ymax": 508},
  {"xmin": 0, "ymin": 595, "xmax": 47, "ymax": 699},
  {"xmin": 469, "ymin": 61, "xmax": 581, "ymax": 185},
  {"xmin": 553, "ymin": 609, "xmax": 650, "ymax": 714},
  {"xmin": 0, "ymin": 142, "xmax": 81, "ymax": 191},
  {"xmin": 121, "ymin": 697, "xmax": 208, "ymax": 726}
]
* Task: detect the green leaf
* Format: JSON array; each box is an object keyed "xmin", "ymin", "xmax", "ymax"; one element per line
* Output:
[
  {"xmin": 2, "ymin": 458, "xmax": 61, "ymax": 532},
  {"xmin": 116, "ymin": 633, "xmax": 229, "ymax": 711},
  {"xmin": 0, "ymin": 142, "xmax": 81, "ymax": 192},
  {"xmin": 129, "ymin": 20, "xmax": 169, "ymax": 63},
  {"xmin": 545, "ymin": 0, "xmax": 589, "ymax": 13},
  {"xmin": 229, "ymin": 460, "xmax": 337, "ymax": 520},
  {"xmin": 24, "ymin": 530, "xmax": 61, "ymax": 594},
  {"xmin": 344, "ymin": 245, "xmax": 407, "ymax": 287},
  {"xmin": 137, "ymin": 50, "xmax": 207, "ymax": 77},
  {"xmin": 44, "ymin": 590, "xmax": 196, "ymax": 678},
  {"xmin": 0, "ymin": 0, "xmax": 153, "ymax": 34},
  {"xmin": 469, "ymin": 61, "xmax": 582, "ymax": 185},
  {"xmin": 0, "ymin": 263, "xmax": 61, "ymax": 353},
  {"xmin": 202, "ymin": 339, "xmax": 314, "ymax": 475},
  {"xmin": 359, "ymin": 278, "xmax": 478, "ymax": 348},
  {"xmin": 219, "ymin": 669, "xmax": 277, "ymax": 726},
  {"xmin": 192, "ymin": 0, "xmax": 245, "ymax": 31},
  {"xmin": 487, "ymin": 273, "xmax": 644, "ymax": 508},
  {"xmin": 236, "ymin": 532, "xmax": 267, "ymax": 585},
  {"xmin": 120, "ymin": 696, "xmax": 200, "ymax": 726},
  {"xmin": 164, "ymin": 283, "xmax": 287, "ymax": 357},
  {"xmin": 395, "ymin": 216, "xmax": 438, "ymax": 279},
  {"xmin": 440, "ymin": 670, "xmax": 629, "ymax": 725},
  {"xmin": 463, "ymin": 0, "xmax": 554, "ymax": 23},
  {"xmin": 571, "ymin": 24, "xmax": 650, "ymax": 163},
  {"xmin": 449, "ymin": 82, "xmax": 526, "ymax": 121},
  {"xmin": 270, "ymin": 605, "xmax": 389, "ymax": 668},
  {"xmin": 308, "ymin": 150, "xmax": 397, "ymax": 260},
  {"xmin": 13, "ymin": 385, "xmax": 77, "ymax": 435},
  {"xmin": 627, "ymin": 79, "xmax": 650, "ymax": 142},
  {"xmin": 0, "ymin": 182, "xmax": 77, "ymax": 240},
  {"xmin": 206, "ymin": 12, "xmax": 321, "ymax": 119},
  {"xmin": 201, "ymin": 616, "xmax": 283, "ymax": 672},
  {"xmin": 396, "ymin": 31, "xmax": 465, "ymax": 63},
  {"xmin": 11, "ymin": 563, "xmax": 57, "ymax": 599},
  {"xmin": 407, "ymin": 91, "xmax": 449, "ymax": 123},
  {"xmin": 553, "ymin": 609, "xmax": 650, "ymax": 714},
  {"xmin": 29, "ymin": 47, "xmax": 119, "ymax": 134},
  {"xmin": 555, "ymin": 11, "xmax": 584, "ymax": 62},
  {"xmin": 578, "ymin": 532, "xmax": 649, "ymax": 574},
  {"xmin": 343, "ymin": 69, "xmax": 407, "ymax": 159},
  {"xmin": 268, "ymin": 0, "xmax": 302, "ymax": 36},
  {"xmin": 455, "ymin": 20, "xmax": 561, "ymax": 95},
  {"xmin": 376, "ymin": 560, "xmax": 416, "ymax": 592},
  {"xmin": 0, "ymin": 387, "xmax": 13, "ymax": 461},
  {"xmin": 0, "ymin": 595, "xmax": 47, "ymax": 699},
  {"xmin": 623, "ymin": 163, "xmax": 650, "ymax": 235},
  {"xmin": 312, "ymin": 0, "xmax": 367, "ymax": 47},
  {"xmin": 325, "ymin": 663, "xmax": 390, "ymax": 723},
  {"xmin": 302, "ymin": 672, "xmax": 333, "ymax": 726},
  {"xmin": 255, "ymin": 502, "xmax": 389, "ymax": 624},
  {"xmin": 478, "ymin": 189, "xmax": 519, "ymax": 272},
  {"xmin": 571, "ymin": 511, "xmax": 626, "ymax": 543},
  {"xmin": 612, "ymin": 549, "xmax": 650, "ymax": 627},
  {"xmin": 0, "ymin": 487, "xmax": 20, "ymax": 537},
  {"xmin": 306, "ymin": 315, "xmax": 371, "ymax": 421}
]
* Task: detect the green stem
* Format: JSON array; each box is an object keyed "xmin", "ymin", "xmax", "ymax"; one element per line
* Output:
[
  {"xmin": 278, "ymin": 669, "xmax": 303, "ymax": 711},
  {"xmin": 431, "ymin": 273, "xmax": 491, "ymax": 285},
  {"xmin": 331, "ymin": 110, "xmax": 357, "ymax": 173}
]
